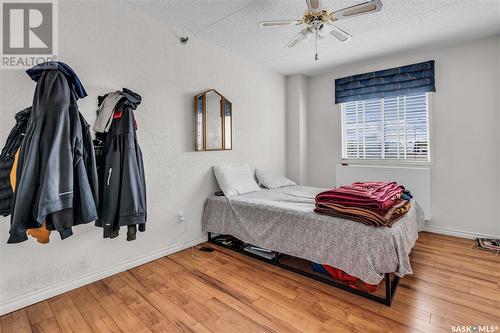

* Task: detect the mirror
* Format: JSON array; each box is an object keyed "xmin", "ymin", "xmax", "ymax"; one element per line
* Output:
[{"xmin": 194, "ymin": 89, "xmax": 232, "ymax": 151}]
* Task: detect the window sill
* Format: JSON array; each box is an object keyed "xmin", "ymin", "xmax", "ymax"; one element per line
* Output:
[{"xmin": 340, "ymin": 159, "xmax": 433, "ymax": 168}]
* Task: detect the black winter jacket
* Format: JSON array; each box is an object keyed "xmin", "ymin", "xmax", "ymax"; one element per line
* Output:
[
  {"xmin": 95, "ymin": 88, "xmax": 147, "ymax": 241},
  {"xmin": 8, "ymin": 64, "xmax": 98, "ymax": 243},
  {"xmin": 0, "ymin": 107, "xmax": 31, "ymax": 216}
]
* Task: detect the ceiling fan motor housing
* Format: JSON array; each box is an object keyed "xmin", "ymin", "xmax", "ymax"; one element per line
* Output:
[{"xmin": 303, "ymin": 10, "xmax": 333, "ymax": 27}]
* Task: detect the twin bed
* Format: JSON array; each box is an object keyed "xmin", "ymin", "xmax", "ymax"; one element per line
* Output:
[{"xmin": 202, "ymin": 185, "xmax": 425, "ymax": 305}]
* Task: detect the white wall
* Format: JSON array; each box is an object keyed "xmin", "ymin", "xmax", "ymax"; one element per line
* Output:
[
  {"xmin": 305, "ymin": 36, "xmax": 500, "ymax": 238},
  {"xmin": 285, "ymin": 74, "xmax": 308, "ymax": 184},
  {"xmin": 0, "ymin": 1, "xmax": 285, "ymax": 314}
]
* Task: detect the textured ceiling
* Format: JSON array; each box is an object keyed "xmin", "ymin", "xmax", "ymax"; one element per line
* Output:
[{"xmin": 129, "ymin": 0, "xmax": 500, "ymax": 75}]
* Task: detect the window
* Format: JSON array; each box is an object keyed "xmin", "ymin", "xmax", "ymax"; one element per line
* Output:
[{"xmin": 341, "ymin": 92, "xmax": 430, "ymax": 162}]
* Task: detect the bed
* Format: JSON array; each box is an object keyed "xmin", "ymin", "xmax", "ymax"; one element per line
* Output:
[{"xmin": 201, "ymin": 185, "xmax": 425, "ymax": 304}]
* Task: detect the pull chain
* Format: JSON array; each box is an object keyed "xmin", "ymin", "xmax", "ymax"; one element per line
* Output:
[{"xmin": 315, "ymin": 28, "xmax": 319, "ymax": 61}]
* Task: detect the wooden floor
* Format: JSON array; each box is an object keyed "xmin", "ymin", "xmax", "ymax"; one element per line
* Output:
[{"xmin": 1, "ymin": 232, "xmax": 499, "ymax": 333}]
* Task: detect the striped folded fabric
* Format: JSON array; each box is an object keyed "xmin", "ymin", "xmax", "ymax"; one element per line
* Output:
[
  {"xmin": 315, "ymin": 181, "xmax": 404, "ymax": 210},
  {"xmin": 315, "ymin": 182, "xmax": 411, "ymax": 227},
  {"xmin": 315, "ymin": 199, "xmax": 411, "ymax": 227}
]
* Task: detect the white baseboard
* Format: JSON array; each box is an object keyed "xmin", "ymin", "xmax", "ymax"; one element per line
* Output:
[
  {"xmin": 424, "ymin": 225, "xmax": 500, "ymax": 240},
  {"xmin": 0, "ymin": 234, "xmax": 208, "ymax": 316}
]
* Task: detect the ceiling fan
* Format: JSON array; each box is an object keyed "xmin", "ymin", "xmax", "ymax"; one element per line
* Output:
[{"xmin": 259, "ymin": 0, "xmax": 383, "ymax": 60}]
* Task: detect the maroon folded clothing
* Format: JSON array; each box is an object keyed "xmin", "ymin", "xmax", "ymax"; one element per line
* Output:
[
  {"xmin": 315, "ymin": 199, "xmax": 411, "ymax": 227},
  {"xmin": 315, "ymin": 181, "xmax": 404, "ymax": 210}
]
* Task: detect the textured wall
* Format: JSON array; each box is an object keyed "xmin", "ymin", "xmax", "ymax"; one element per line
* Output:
[
  {"xmin": 0, "ymin": 1, "xmax": 285, "ymax": 312},
  {"xmin": 305, "ymin": 36, "xmax": 500, "ymax": 237}
]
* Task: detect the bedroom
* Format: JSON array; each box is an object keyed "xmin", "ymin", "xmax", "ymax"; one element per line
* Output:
[{"xmin": 0, "ymin": 0, "xmax": 499, "ymax": 332}]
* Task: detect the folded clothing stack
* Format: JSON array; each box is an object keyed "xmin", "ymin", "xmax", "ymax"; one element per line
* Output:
[{"xmin": 315, "ymin": 181, "xmax": 412, "ymax": 227}]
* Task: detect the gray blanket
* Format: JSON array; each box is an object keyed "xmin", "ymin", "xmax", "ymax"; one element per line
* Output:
[{"xmin": 201, "ymin": 186, "xmax": 425, "ymax": 284}]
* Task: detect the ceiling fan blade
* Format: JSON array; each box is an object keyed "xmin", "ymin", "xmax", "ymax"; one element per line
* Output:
[
  {"xmin": 328, "ymin": 26, "xmax": 351, "ymax": 42},
  {"xmin": 306, "ymin": 0, "xmax": 322, "ymax": 12},
  {"xmin": 285, "ymin": 28, "xmax": 312, "ymax": 48},
  {"xmin": 333, "ymin": 0, "xmax": 382, "ymax": 20},
  {"xmin": 259, "ymin": 20, "xmax": 302, "ymax": 28}
]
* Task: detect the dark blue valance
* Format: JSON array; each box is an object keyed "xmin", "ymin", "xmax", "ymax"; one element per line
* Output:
[{"xmin": 335, "ymin": 60, "xmax": 435, "ymax": 104}]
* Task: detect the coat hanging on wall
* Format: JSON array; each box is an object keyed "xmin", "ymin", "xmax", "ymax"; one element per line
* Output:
[
  {"xmin": 0, "ymin": 107, "xmax": 52, "ymax": 243},
  {"xmin": 7, "ymin": 61, "xmax": 98, "ymax": 243},
  {"xmin": 0, "ymin": 107, "xmax": 31, "ymax": 217},
  {"xmin": 94, "ymin": 88, "xmax": 147, "ymax": 241}
]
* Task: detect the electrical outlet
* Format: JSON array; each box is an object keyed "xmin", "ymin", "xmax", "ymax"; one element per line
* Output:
[{"xmin": 177, "ymin": 210, "xmax": 185, "ymax": 223}]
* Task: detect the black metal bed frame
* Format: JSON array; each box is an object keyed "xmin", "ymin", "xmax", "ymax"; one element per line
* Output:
[{"xmin": 207, "ymin": 232, "xmax": 400, "ymax": 306}]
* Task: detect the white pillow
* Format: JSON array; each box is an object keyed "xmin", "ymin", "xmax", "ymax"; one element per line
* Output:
[
  {"xmin": 255, "ymin": 169, "xmax": 296, "ymax": 189},
  {"xmin": 213, "ymin": 164, "xmax": 261, "ymax": 196}
]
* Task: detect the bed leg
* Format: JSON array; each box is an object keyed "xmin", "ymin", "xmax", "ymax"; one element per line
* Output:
[
  {"xmin": 385, "ymin": 273, "xmax": 392, "ymax": 306},
  {"xmin": 384, "ymin": 273, "xmax": 400, "ymax": 306}
]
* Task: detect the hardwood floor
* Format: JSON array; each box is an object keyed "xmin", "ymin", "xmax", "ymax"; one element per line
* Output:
[{"xmin": 1, "ymin": 232, "xmax": 499, "ymax": 332}]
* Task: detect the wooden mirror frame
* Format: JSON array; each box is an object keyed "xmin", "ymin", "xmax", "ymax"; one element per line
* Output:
[{"xmin": 194, "ymin": 89, "xmax": 233, "ymax": 151}]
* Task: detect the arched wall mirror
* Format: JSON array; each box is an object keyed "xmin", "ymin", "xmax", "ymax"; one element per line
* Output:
[{"xmin": 195, "ymin": 89, "xmax": 232, "ymax": 151}]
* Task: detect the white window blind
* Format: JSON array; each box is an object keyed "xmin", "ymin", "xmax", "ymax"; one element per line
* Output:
[{"xmin": 341, "ymin": 92, "xmax": 430, "ymax": 162}]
